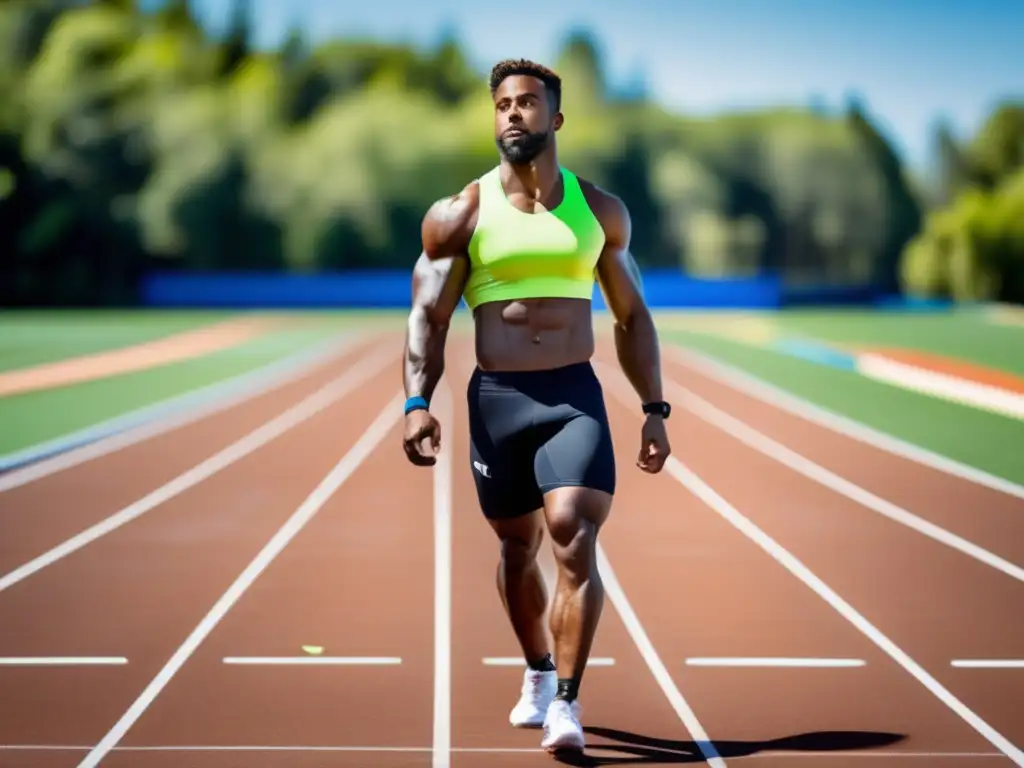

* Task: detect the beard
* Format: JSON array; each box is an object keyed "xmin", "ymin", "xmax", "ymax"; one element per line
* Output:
[{"xmin": 496, "ymin": 129, "xmax": 550, "ymax": 165}]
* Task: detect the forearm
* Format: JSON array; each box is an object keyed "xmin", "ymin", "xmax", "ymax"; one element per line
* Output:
[
  {"xmin": 613, "ymin": 307, "xmax": 663, "ymax": 404},
  {"xmin": 403, "ymin": 304, "xmax": 448, "ymax": 404}
]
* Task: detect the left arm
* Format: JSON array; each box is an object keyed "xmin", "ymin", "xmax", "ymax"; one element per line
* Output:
[{"xmin": 593, "ymin": 194, "xmax": 663, "ymax": 406}]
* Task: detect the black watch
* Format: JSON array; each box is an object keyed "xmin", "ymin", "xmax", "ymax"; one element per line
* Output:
[{"xmin": 642, "ymin": 400, "xmax": 671, "ymax": 419}]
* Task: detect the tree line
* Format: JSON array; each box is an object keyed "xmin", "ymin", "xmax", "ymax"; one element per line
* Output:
[{"xmin": 0, "ymin": 0, "xmax": 1021, "ymax": 305}]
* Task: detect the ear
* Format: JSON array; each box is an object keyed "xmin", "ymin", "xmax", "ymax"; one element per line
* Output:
[{"xmin": 553, "ymin": 112, "xmax": 564, "ymax": 131}]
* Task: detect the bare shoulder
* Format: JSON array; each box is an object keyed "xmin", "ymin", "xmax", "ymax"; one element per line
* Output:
[
  {"xmin": 576, "ymin": 177, "xmax": 630, "ymax": 246},
  {"xmin": 422, "ymin": 180, "xmax": 480, "ymax": 260}
]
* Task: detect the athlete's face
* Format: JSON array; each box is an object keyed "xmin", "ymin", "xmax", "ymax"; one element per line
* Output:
[{"xmin": 493, "ymin": 75, "xmax": 562, "ymax": 165}]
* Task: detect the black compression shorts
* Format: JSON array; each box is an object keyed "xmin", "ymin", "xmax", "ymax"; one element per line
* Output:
[{"xmin": 467, "ymin": 361, "xmax": 616, "ymax": 520}]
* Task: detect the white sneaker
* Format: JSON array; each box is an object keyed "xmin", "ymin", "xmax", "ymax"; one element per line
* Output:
[
  {"xmin": 541, "ymin": 698, "xmax": 585, "ymax": 752},
  {"xmin": 509, "ymin": 668, "xmax": 557, "ymax": 727}
]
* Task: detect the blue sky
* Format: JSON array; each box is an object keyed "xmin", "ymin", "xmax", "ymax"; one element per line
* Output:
[{"xmin": 184, "ymin": 0, "xmax": 1022, "ymax": 173}]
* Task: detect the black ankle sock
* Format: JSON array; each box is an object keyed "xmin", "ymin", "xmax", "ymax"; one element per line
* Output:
[
  {"xmin": 554, "ymin": 677, "xmax": 580, "ymax": 702},
  {"xmin": 527, "ymin": 653, "xmax": 556, "ymax": 672}
]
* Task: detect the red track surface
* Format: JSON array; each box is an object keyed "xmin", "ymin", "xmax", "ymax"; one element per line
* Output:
[{"xmin": 1, "ymin": 329, "xmax": 1022, "ymax": 767}]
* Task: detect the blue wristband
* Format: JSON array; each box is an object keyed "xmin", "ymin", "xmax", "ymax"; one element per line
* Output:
[{"xmin": 404, "ymin": 395, "xmax": 429, "ymax": 415}]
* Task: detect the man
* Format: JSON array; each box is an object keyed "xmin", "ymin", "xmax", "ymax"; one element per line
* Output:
[{"xmin": 400, "ymin": 58, "xmax": 671, "ymax": 754}]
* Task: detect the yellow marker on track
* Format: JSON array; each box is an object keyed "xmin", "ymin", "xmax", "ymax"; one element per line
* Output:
[{"xmin": 302, "ymin": 645, "xmax": 324, "ymax": 655}]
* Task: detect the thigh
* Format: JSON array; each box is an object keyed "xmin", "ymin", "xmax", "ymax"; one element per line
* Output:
[
  {"xmin": 534, "ymin": 411, "xmax": 616, "ymax": 499},
  {"xmin": 467, "ymin": 372, "xmax": 544, "ymax": 520}
]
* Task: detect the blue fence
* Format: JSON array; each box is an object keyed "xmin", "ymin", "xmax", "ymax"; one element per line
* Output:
[{"xmin": 139, "ymin": 270, "xmax": 918, "ymax": 310}]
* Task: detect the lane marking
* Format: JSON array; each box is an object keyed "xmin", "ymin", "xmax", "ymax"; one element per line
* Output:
[
  {"xmin": 685, "ymin": 657, "xmax": 865, "ymax": 668},
  {"xmin": 76, "ymin": 389, "xmax": 406, "ymax": 768},
  {"xmin": 433, "ymin": 379, "xmax": 453, "ymax": 768},
  {"xmin": 595, "ymin": 543, "xmax": 726, "ymax": 766},
  {"xmin": 0, "ymin": 657, "xmax": 127, "ymax": 666},
  {"xmin": 222, "ymin": 657, "xmax": 401, "ymax": 665},
  {"xmin": 648, "ymin": 370, "xmax": 1024, "ymax": 585},
  {"xmin": 601, "ymin": 362, "xmax": 1024, "ymax": 764},
  {"xmin": 0, "ymin": 344, "xmax": 398, "ymax": 596},
  {"xmin": 952, "ymin": 659, "xmax": 1024, "ymax": 669},
  {"xmin": 858, "ymin": 353, "xmax": 1024, "ymax": 421},
  {"xmin": 449, "ymin": 345, "xmax": 708, "ymax": 758},
  {"xmin": 0, "ymin": 333, "xmax": 363, "ymax": 488},
  {"xmin": 0, "ymin": 744, "xmax": 1010, "ymax": 757},
  {"xmin": 662, "ymin": 344, "xmax": 1024, "ymax": 501},
  {"xmin": 654, "ymin": 453, "xmax": 1024, "ymax": 765},
  {"xmin": 482, "ymin": 657, "xmax": 616, "ymax": 666}
]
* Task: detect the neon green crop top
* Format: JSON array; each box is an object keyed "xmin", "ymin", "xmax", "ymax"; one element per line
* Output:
[{"xmin": 462, "ymin": 165, "xmax": 606, "ymax": 310}]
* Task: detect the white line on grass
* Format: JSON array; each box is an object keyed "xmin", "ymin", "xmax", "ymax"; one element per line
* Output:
[
  {"xmin": 75, "ymin": 389, "xmax": 406, "ymax": 768},
  {"xmin": 857, "ymin": 354, "xmax": 1024, "ymax": 421},
  {"xmin": 662, "ymin": 344, "xmax": 1024, "ymax": 501},
  {"xmin": 0, "ymin": 344, "xmax": 397, "ymax": 595},
  {"xmin": 433, "ymin": 379, "xmax": 453, "ymax": 768},
  {"xmin": 0, "ymin": 333, "xmax": 365, "ymax": 490}
]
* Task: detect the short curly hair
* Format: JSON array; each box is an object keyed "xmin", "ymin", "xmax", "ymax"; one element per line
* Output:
[{"xmin": 489, "ymin": 58, "xmax": 561, "ymax": 112}]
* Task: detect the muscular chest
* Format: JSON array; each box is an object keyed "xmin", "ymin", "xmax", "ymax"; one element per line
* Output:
[{"xmin": 470, "ymin": 214, "xmax": 604, "ymax": 281}]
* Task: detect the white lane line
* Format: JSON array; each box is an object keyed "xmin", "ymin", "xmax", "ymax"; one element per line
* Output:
[
  {"xmin": 75, "ymin": 389, "xmax": 406, "ymax": 768},
  {"xmin": 222, "ymin": 657, "xmax": 402, "ymax": 665},
  {"xmin": 0, "ymin": 332, "xmax": 364, "ymax": 489},
  {"xmin": 482, "ymin": 657, "xmax": 616, "ymax": 666},
  {"xmin": 650, "ymin": 370, "xmax": 1024, "ymax": 584},
  {"xmin": 952, "ymin": 660, "xmax": 1024, "ymax": 669},
  {"xmin": 599, "ymin": 366, "xmax": 1024, "ymax": 765},
  {"xmin": 0, "ymin": 344, "xmax": 397, "ymax": 596},
  {"xmin": 0, "ymin": 657, "xmax": 127, "ymax": 666},
  {"xmin": 685, "ymin": 657, "xmax": 865, "ymax": 668},
  {"xmin": 433, "ymin": 379, "xmax": 453, "ymax": 768},
  {"xmin": 656, "ymin": 453, "xmax": 1024, "ymax": 765},
  {"xmin": 596, "ymin": 544, "xmax": 726, "ymax": 766},
  {"xmin": 0, "ymin": 744, "xmax": 1011, "ymax": 758},
  {"xmin": 662, "ymin": 344, "xmax": 1024, "ymax": 501},
  {"xmin": 857, "ymin": 353, "xmax": 1024, "ymax": 421},
  {"xmin": 450, "ymin": 346, "xmax": 721, "ymax": 759}
]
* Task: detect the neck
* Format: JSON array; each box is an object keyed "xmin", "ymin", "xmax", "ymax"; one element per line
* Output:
[{"xmin": 500, "ymin": 149, "xmax": 560, "ymax": 203}]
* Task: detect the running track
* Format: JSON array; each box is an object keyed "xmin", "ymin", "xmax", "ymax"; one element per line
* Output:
[{"xmin": 1, "ymin": 328, "xmax": 1022, "ymax": 767}]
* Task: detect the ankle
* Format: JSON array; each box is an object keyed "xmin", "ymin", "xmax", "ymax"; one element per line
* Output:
[
  {"xmin": 553, "ymin": 676, "xmax": 580, "ymax": 702},
  {"xmin": 527, "ymin": 653, "xmax": 555, "ymax": 672}
]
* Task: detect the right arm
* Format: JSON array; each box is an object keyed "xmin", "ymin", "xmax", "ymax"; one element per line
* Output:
[
  {"xmin": 402, "ymin": 187, "xmax": 475, "ymax": 403},
  {"xmin": 403, "ymin": 250, "xmax": 468, "ymax": 404}
]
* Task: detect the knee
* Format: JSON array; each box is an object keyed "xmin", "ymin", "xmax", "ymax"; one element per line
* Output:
[
  {"xmin": 498, "ymin": 527, "xmax": 542, "ymax": 572},
  {"xmin": 549, "ymin": 517, "xmax": 598, "ymax": 585}
]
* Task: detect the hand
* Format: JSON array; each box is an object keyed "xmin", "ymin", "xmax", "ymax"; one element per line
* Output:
[
  {"xmin": 403, "ymin": 408, "xmax": 441, "ymax": 466},
  {"xmin": 637, "ymin": 415, "xmax": 670, "ymax": 473}
]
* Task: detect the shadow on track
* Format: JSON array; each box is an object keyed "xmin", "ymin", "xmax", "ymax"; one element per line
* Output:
[{"xmin": 551, "ymin": 728, "xmax": 907, "ymax": 765}]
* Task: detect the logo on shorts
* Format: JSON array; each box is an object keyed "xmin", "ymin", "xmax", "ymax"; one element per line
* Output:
[{"xmin": 473, "ymin": 460, "xmax": 491, "ymax": 478}]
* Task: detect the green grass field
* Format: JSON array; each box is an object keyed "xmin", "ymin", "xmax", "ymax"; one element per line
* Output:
[
  {"xmin": 0, "ymin": 311, "xmax": 386, "ymax": 459},
  {"xmin": 0, "ymin": 307, "xmax": 1021, "ymax": 486}
]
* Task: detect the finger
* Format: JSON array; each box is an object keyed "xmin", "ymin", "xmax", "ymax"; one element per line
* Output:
[
  {"xmin": 404, "ymin": 438, "xmax": 437, "ymax": 466},
  {"xmin": 419, "ymin": 435, "xmax": 437, "ymax": 456}
]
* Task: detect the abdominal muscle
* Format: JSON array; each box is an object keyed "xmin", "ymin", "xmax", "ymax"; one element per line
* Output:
[{"xmin": 472, "ymin": 297, "xmax": 595, "ymax": 372}]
